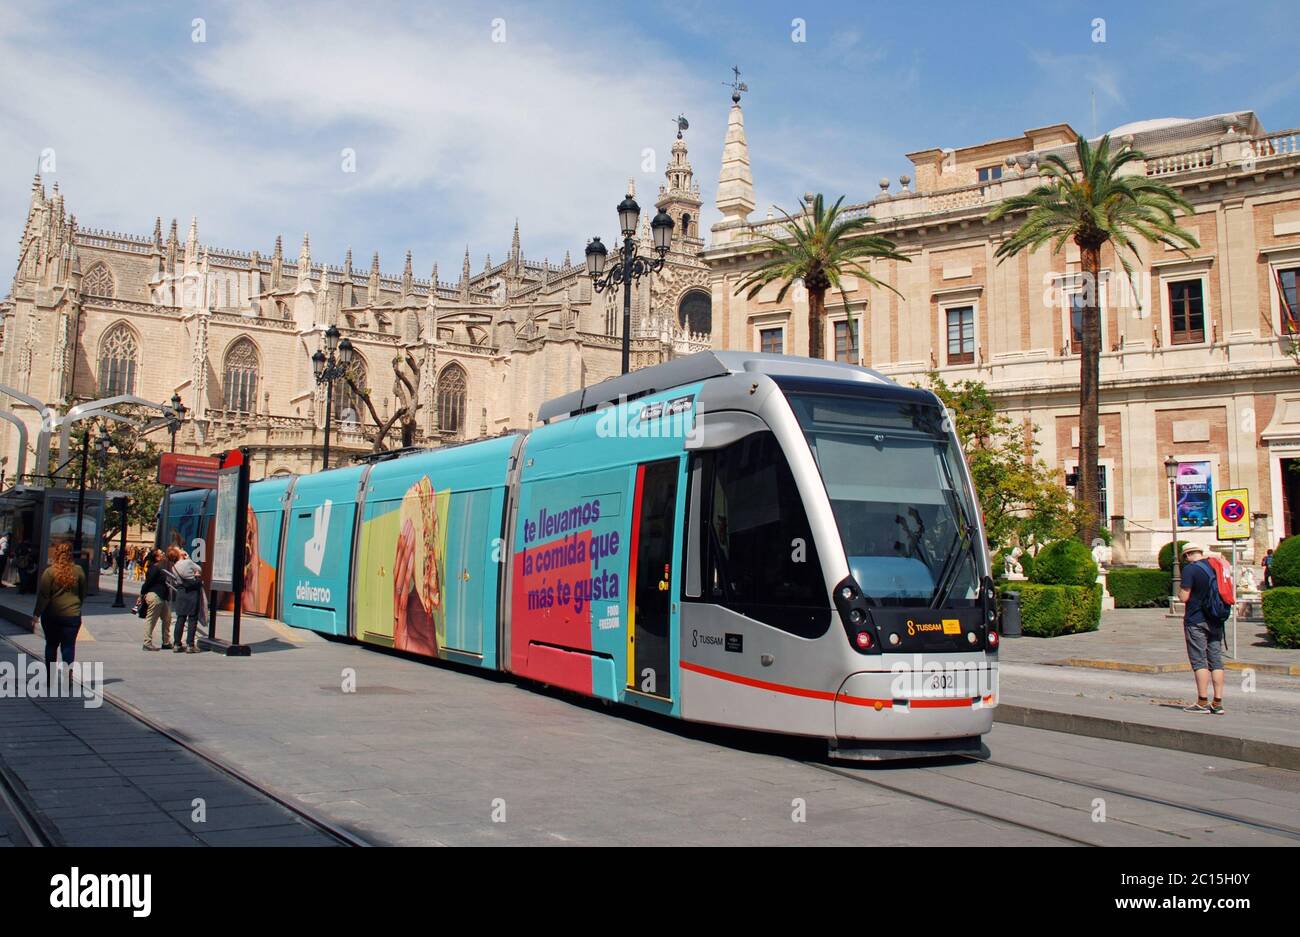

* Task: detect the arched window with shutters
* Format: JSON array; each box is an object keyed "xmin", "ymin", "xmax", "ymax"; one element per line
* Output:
[
  {"xmin": 82, "ymin": 262, "xmax": 115, "ymax": 298},
  {"xmin": 222, "ymin": 338, "xmax": 260, "ymax": 414},
  {"xmin": 97, "ymin": 323, "xmax": 139, "ymax": 396},
  {"xmin": 437, "ymin": 363, "xmax": 467, "ymax": 437}
]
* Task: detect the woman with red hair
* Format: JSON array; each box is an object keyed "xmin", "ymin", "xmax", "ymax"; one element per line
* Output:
[{"xmin": 31, "ymin": 542, "xmax": 87, "ymax": 666}]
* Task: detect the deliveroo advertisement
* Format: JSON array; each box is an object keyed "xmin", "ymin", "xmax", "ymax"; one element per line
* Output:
[
  {"xmin": 354, "ymin": 476, "xmax": 451, "ymax": 656},
  {"xmin": 282, "ymin": 477, "xmax": 361, "ymax": 635}
]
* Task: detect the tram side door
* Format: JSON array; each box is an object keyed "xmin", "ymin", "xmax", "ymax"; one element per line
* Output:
[{"xmin": 628, "ymin": 459, "xmax": 678, "ymax": 699}]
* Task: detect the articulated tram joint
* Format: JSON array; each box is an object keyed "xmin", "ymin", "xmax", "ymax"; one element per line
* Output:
[{"xmin": 832, "ymin": 575, "xmax": 881, "ymax": 654}]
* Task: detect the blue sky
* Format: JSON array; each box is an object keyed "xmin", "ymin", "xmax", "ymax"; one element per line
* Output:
[{"xmin": 2, "ymin": 0, "xmax": 1297, "ymax": 287}]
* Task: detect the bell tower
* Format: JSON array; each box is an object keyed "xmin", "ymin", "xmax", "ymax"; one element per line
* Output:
[{"xmin": 656, "ymin": 116, "xmax": 703, "ymax": 247}]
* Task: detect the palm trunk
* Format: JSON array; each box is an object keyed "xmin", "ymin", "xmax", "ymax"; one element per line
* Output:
[
  {"xmin": 808, "ymin": 286, "xmax": 826, "ymax": 359},
  {"xmin": 1077, "ymin": 244, "xmax": 1102, "ymax": 546}
]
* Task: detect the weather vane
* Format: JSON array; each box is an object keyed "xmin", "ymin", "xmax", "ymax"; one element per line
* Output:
[
  {"xmin": 674, "ymin": 114, "xmax": 689, "ymax": 138},
  {"xmin": 723, "ymin": 65, "xmax": 748, "ymax": 103}
]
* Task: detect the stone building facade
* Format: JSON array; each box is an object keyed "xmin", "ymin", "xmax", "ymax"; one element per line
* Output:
[
  {"xmin": 0, "ymin": 129, "xmax": 712, "ymax": 481},
  {"xmin": 706, "ymin": 96, "xmax": 1300, "ymax": 562}
]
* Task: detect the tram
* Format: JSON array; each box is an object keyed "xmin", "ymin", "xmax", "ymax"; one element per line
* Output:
[{"xmin": 161, "ymin": 352, "xmax": 999, "ymax": 759}]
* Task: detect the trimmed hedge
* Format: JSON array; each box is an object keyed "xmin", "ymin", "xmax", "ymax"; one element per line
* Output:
[
  {"xmin": 1107, "ymin": 567, "xmax": 1172, "ymax": 608},
  {"xmin": 1262, "ymin": 587, "xmax": 1300, "ymax": 648},
  {"xmin": 1001, "ymin": 582, "xmax": 1102, "ymax": 637},
  {"xmin": 1018, "ymin": 551, "xmax": 1035, "ymax": 580},
  {"xmin": 991, "ymin": 550, "xmax": 1007, "ymax": 580},
  {"xmin": 1030, "ymin": 539, "xmax": 1099, "ymax": 586},
  {"xmin": 1270, "ymin": 537, "xmax": 1300, "ymax": 587},
  {"xmin": 1158, "ymin": 540, "xmax": 1191, "ymax": 573}
]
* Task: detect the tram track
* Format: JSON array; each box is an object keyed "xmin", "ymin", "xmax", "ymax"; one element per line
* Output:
[
  {"xmin": 807, "ymin": 760, "xmax": 1099, "ymax": 846},
  {"xmin": 952, "ymin": 754, "xmax": 1300, "ymax": 843},
  {"xmin": 0, "ymin": 751, "xmax": 59, "ymax": 846}
]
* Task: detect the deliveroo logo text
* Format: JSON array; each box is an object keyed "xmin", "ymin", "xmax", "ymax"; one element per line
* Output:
[{"xmin": 304, "ymin": 500, "xmax": 332, "ymax": 575}]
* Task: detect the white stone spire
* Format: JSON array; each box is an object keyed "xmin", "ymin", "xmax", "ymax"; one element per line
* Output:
[{"xmin": 716, "ymin": 96, "xmax": 755, "ymax": 223}]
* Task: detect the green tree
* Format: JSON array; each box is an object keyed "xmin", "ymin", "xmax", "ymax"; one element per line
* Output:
[
  {"xmin": 735, "ymin": 194, "xmax": 909, "ymax": 359},
  {"xmin": 926, "ymin": 373, "xmax": 1089, "ymax": 554},
  {"xmin": 988, "ymin": 135, "xmax": 1198, "ymax": 544},
  {"xmin": 50, "ymin": 411, "xmax": 167, "ymax": 541}
]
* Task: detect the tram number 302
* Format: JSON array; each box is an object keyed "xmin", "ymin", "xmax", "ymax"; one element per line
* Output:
[{"xmin": 927, "ymin": 673, "xmax": 957, "ymax": 691}]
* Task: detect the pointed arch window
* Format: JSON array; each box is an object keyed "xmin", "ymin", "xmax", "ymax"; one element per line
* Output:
[
  {"xmin": 83, "ymin": 262, "xmax": 116, "ymax": 298},
  {"xmin": 97, "ymin": 323, "xmax": 139, "ymax": 396},
  {"xmin": 437, "ymin": 363, "xmax": 467, "ymax": 437},
  {"xmin": 222, "ymin": 338, "xmax": 260, "ymax": 414}
]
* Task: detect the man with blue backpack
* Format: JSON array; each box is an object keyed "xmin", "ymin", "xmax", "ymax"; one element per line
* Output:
[{"xmin": 1178, "ymin": 543, "xmax": 1232, "ymax": 715}]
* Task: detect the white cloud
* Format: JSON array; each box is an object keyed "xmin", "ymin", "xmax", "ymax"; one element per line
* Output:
[{"xmin": 0, "ymin": 0, "xmax": 720, "ymax": 281}]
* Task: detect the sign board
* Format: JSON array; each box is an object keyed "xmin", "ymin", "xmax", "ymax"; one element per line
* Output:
[
  {"xmin": 210, "ymin": 465, "xmax": 240, "ymax": 590},
  {"xmin": 1215, "ymin": 488, "xmax": 1251, "ymax": 540},
  {"xmin": 158, "ymin": 453, "xmax": 221, "ymax": 489}
]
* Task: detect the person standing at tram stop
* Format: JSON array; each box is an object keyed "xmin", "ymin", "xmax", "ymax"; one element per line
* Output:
[
  {"xmin": 170, "ymin": 548, "xmax": 204, "ymax": 654},
  {"xmin": 0, "ymin": 530, "xmax": 10, "ymax": 587},
  {"xmin": 140, "ymin": 547, "xmax": 174, "ymax": 651},
  {"xmin": 30, "ymin": 542, "xmax": 87, "ymax": 670},
  {"xmin": 1179, "ymin": 543, "xmax": 1227, "ymax": 715}
]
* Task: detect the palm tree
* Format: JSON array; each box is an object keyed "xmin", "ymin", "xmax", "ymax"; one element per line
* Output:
[
  {"xmin": 735, "ymin": 194, "xmax": 908, "ymax": 360},
  {"xmin": 988, "ymin": 135, "xmax": 1198, "ymax": 544}
]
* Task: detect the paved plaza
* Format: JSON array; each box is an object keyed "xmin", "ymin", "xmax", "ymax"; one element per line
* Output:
[{"xmin": 0, "ymin": 576, "xmax": 1297, "ymax": 846}]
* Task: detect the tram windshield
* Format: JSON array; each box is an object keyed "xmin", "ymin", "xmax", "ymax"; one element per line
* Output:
[{"xmin": 785, "ymin": 388, "xmax": 981, "ymax": 607}]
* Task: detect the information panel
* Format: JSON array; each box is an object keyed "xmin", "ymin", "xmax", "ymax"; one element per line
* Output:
[{"xmin": 211, "ymin": 465, "xmax": 240, "ymax": 589}]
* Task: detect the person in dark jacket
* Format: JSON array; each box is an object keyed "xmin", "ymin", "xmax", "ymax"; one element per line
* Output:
[
  {"xmin": 31, "ymin": 542, "xmax": 87, "ymax": 667},
  {"xmin": 140, "ymin": 547, "xmax": 173, "ymax": 651}
]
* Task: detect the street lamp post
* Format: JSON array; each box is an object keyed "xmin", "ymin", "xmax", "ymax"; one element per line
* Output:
[
  {"xmin": 586, "ymin": 194, "xmax": 674, "ymax": 375},
  {"xmin": 1165, "ymin": 454, "xmax": 1180, "ymax": 605},
  {"xmin": 311, "ymin": 324, "xmax": 355, "ymax": 470},
  {"xmin": 72, "ymin": 424, "xmax": 110, "ymax": 564},
  {"xmin": 164, "ymin": 392, "xmax": 187, "ymax": 453},
  {"xmin": 112, "ymin": 495, "xmax": 128, "ymax": 608}
]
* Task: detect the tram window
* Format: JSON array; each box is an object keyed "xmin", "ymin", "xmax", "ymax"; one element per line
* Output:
[{"xmin": 697, "ymin": 431, "xmax": 832, "ymax": 637}]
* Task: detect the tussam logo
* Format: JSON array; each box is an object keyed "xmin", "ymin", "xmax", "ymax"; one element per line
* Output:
[
  {"xmin": 50, "ymin": 868, "xmax": 151, "ymax": 918},
  {"xmin": 304, "ymin": 500, "xmax": 331, "ymax": 575}
]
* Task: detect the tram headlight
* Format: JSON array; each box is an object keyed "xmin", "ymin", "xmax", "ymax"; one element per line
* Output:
[
  {"xmin": 854, "ymin": 631, "xmax": 874, "ymax": 650},
  {"xmin": 967, "ymin": 631, "xmax": 978, "ymax": 645},
  {"xmin": 848, "ymin": 608, "xmax": 863, "ymax": 624},
  {"xmin": 987, "ymin": 630, "xmax": 999, "ymax": 649},
  {"xmin": 888, "ymin": 633, "xmax": 900, "ymax": 647}
]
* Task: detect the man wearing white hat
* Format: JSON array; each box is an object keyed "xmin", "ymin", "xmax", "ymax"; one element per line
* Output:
[{"xmin": 1178, "ymin": 543, "xmax": 1225, "ymax": 714}]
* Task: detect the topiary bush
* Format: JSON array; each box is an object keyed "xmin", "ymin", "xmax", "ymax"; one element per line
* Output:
[
  {"xmin": 1262, "ymin": 587, "xmax": 1300, "ymax": 648},
  {"xmin": 1000, "ymin": 582, "xmax": 1101, "ymax": 637},
  {"xmin": 1030, "ymin": 538, "xmax": 1099, "ymax": 586},
  {"xmin": 1107, "ymin": 568, "xmax": 1172, "ymax": 608},
  {"xmin": 1269, "ymin": 537, "xmax": 1300, "ymax": 587},
  {"xmin": 1158, "ymin": 540, "xmax": 1190, "ymax": 573}
]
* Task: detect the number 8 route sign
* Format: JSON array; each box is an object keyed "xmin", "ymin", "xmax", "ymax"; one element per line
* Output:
[{"xmin": 1215, "ymin": 488, "xmax": 1251, "ymax": 540}]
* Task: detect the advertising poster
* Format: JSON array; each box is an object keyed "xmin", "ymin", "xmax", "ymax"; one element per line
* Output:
[
  {"xmin": 211, "ymin": 466, "xmax": 239, "ymax": 588},
  {"xmin": 1176, "ymin": 461, "xmax": 1214, "ymax": 528},
  {"xmin": 354, "ymin": 476, "xmax": 451, "ymax": 656},
  {"xmin": 240, "ymin": 507, "xmax": 279, "ymax": 616}
]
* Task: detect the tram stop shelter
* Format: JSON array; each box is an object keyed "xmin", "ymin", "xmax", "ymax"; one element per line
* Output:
[{"xmin": 0, "ymin": 484, "xmax": 108, "ymax": 595}]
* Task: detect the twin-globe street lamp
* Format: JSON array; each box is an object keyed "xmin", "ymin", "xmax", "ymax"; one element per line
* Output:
[
  {"xmin": 163, "ymin": 392, "xmax": 187, "ymax": 453},
  {"xmin": 585, "ymin": 194, "xmax": 674, "ymax": 375},
  {"xmin": 311, "ymin": 324, "xmax": 355, "ymax": 471}
]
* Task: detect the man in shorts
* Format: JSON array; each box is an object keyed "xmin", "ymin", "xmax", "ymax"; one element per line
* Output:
[{"xmin": 1178, "ymin": 543, "xmax": 1225, "ymax": 714}]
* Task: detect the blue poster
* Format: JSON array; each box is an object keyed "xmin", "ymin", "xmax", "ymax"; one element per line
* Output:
[{"xmin": 1176, "ymin": 461, "xmax": 1213, "ymax": 528}]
